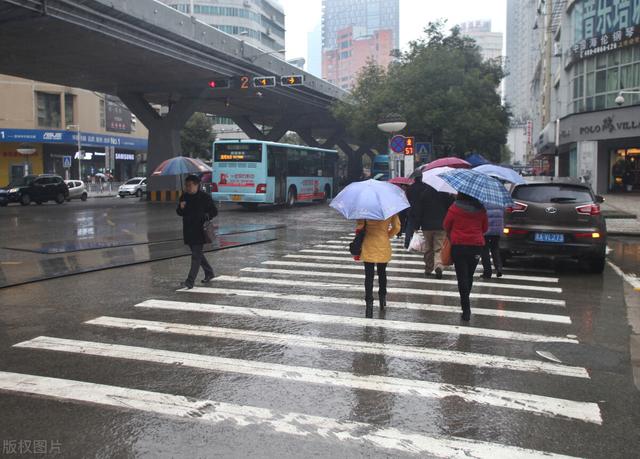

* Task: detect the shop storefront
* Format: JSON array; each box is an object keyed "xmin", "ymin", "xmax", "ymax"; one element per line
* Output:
[
  {"xmin": 0, "ymin": 143, "xmax": 44, "ymax": 185},
  {"xmin": 557, "ymin": 105, "xmax": 640, "ymax": 194},
  {"xmin": 0, "ymin": 128, "xmax": 147, "ymax": 186}
]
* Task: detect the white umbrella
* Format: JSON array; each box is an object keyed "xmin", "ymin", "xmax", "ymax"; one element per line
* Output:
[
  {"xmin": 422, "ymin": 166, "xmax": 457, "ymax": 194},
  {"xmin": 330, "ymin": 179, "xmax": 410, "ymax": 220}
]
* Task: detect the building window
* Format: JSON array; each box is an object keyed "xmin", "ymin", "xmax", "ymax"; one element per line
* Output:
[
  {"xmin": 99, "ymin": 98, "xmax": 106, "ymax": 128},
  {"xmin": 570, "ymin": 46, "xmax": 640, "ymax": 113},
  {"xmin": 64, "ymin": 94, "xmax": 75, "ymax": 127},
  {"xmin": 36, "ymin": 92, "xmax": 61, "ymax": 128}
]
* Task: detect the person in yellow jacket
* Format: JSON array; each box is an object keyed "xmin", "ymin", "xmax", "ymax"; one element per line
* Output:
[{"xmin": 355, "ymin": 214, "xmax": 402, "ymax": 318}]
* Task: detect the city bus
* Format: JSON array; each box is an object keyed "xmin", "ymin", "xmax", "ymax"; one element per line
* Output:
[{"xmin": 211, "ymin": 140, "xmax": 338, "ymax": 209}]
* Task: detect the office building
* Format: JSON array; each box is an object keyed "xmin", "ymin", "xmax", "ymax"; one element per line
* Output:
[
  {"xmin": 459, "ymin": 20, "xmax": 504, "ymax": 61},
  {"xmin": 321, "ymin": 0, "xmax": 399, "ymax": 90}
]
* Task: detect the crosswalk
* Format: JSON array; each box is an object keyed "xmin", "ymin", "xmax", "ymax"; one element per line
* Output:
[{"xmin": 1, "ymin": 229, "xmax": 604, "ymax": 457}]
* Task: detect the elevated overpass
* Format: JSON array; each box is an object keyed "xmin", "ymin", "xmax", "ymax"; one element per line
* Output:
[{"xmin": 0, "ymin": 0, "xmax": 374, "ymax": 189}]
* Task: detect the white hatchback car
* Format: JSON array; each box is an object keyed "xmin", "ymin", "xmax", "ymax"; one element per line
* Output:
[
  {"xmin": 64, "ymin": 180, "xmax": 88, "ymax": 201},
  {"xmin": 118, "ymin": 177, "xmax": 147, "ymax": 198}
]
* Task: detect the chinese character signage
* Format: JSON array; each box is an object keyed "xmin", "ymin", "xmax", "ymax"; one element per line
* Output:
[
  {"xmin": 570, "ymin": 23, "xmax": 640, "ymax": 61},
  {"xmin": 105, "ymin": 95, "xmax": 132, "ymax": 133}
]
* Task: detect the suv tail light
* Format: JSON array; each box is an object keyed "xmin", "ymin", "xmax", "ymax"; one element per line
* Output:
[
  {"xmin": 256, "ymin": 183, "xmax": 267, "ymax": 194},
  {"xmin": 503, "ymin": 228, "xmax": 528, "ymax": 235},
  {"xmin": 576, "ymin": 203, "xmax": 601, "ymax": 216},
  {"xmin": 211, "ymin": 183, "xmax": 219, "ymax": 192},
  {"xmin": 506, "ymin": 201, "xmax": 528, "ymax": 213}
]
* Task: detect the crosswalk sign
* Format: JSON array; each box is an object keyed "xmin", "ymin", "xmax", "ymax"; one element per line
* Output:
[
  {"xmin": 416, "ymin": 142, "xmax": 432, "ymax": 156},
  {"xmin": 63, "ymin": 156, "xmax": 72, "ymax": 168}
]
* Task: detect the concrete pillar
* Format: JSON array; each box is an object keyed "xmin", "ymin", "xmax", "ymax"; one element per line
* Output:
[{"xmin": 119, "ymin": 92, "xmax": 201, "ymax": 198}]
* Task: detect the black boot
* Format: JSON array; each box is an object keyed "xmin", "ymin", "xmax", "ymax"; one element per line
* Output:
[
  {"xmin": 365, "ymin": 300, "xmax": 374, "ymax": 318},
  {"xmin": 379, "ymin": 294, "xmax": 386, "ymax": 310},
  {"xmin": 461, "ymin": 308, "xmax": 471, "ymax": 321}
]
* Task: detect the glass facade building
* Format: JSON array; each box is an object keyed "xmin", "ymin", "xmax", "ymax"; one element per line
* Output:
[{"xmin": 162, "ymin": 1, "xmax": 285, "ymax": 53}]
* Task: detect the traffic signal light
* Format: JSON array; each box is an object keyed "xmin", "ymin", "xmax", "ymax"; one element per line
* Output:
[
  {"xmin": 281, "ymin": 75, "xmax": 304, "ymax": 86},
  {"xmin": 208, "ymin": 79, "xmax": 230, "ymax": 89},
  {"xmin": 253, "ymin": 76, "xmax": 276, "ymax": 87},
  {"xmin": 404, "ymin": 136, "xmax": 415, "ymax": 156}
]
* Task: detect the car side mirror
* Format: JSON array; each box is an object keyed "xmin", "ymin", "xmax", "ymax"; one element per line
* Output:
[{"xmin": 595, "ymin": 195, "xmax": 605, "ymax": 203}]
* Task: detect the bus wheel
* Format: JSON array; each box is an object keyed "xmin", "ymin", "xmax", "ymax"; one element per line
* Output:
[
  {"xmin": 286, "ymin": 186, "xmax": 297, "ymax": 208},
  {"xmin": 322, "ymin": 185, "xmax": 331, "ymax": 203}
]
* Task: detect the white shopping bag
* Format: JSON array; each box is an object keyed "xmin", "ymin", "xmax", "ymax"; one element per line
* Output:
[{"xmin": 408, "ymin": 230, "xmax": 426, "ymax": 253}]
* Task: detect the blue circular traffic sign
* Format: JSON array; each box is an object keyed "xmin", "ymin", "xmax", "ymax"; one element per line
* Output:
[{"xmin": 390, "ymin": 135, "xmax": 406, "ymax": 153}]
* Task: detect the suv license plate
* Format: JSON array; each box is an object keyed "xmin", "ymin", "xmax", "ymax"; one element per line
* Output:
[
  {"xmin": 231, "ymin": 195, "xmax": 242, "ymax": 202},
  {"xmin": 534, "ymin": 232, "xmax": 564, "ymax": 243}
]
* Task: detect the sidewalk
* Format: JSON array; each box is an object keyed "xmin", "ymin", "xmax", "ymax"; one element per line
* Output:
[{"xmin": 602, "ymin": 193, "xmax": 640, "ymax": 236}]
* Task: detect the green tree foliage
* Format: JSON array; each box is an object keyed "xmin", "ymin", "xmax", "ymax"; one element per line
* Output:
[
  {"xmin": 181, "ymin": 113, "xmax": 214, "ymax": 158},
  {"xmin": 332, "ymin": 22, "xmax": 510, "ymax": 163}
]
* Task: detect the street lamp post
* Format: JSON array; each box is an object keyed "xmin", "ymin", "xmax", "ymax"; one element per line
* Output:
[
  {"xmin": 66, "ymin": 124, "xmax": 81, "ymax": 180},
  {"xmin": 16, "ymin": 145, "xmax": 36, "ymax": 176},
  {"xmin": 377, "ymin": 114, "xmax": 407, "ymax": 179}
]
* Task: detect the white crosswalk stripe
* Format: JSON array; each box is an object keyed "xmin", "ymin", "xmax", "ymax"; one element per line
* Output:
[
  {"xmin": 262, "ymin": 260, "xmax": 560, "ymax": 283},
  {"xmin": 13, "ymin": 336, "xmax": 602, "ymax": 424},
  {"xmin": 283, "ymin": 254, "xmax": 558, "ymax": 277},
  {"xmin": 207, "ymin": 275, "xmax": 566, "ymax": 306},
  {"xmin": 241, "ymin": 267, "xmax": 563, "ymax": 294},
  {"xmin": 85, "ymin": 316, "xmax": 587, "ymax": 378},
  {"xmin": 179, "ymin": 284, "xmax": 570, "ymax": 323},
  {"xmin": 0, "ymin": 371, "xmax": 580, "ymax": 458},
  {"xmin": 159, "ymin": 297, "xmax": 576, "ymax": 343}
]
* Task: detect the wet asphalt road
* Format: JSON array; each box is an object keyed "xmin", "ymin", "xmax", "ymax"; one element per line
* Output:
[{"xmin": 0, "ymin": 198, "xmax": 639, "ymax": 458}]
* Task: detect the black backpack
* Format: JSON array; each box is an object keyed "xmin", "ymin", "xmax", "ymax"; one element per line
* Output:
[{"xmin": 349, "ymin": 221, "xmax": 367, "ymax": 256}]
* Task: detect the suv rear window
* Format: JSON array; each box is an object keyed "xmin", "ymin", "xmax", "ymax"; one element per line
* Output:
[{"xmin": 512, "ymin": 184, "xmax": 593, "ymax": 203}]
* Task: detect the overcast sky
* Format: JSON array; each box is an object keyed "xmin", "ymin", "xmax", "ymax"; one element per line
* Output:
[{"xmin": 279, "ymin": 0, "xmax": 507, "ymax": 61}]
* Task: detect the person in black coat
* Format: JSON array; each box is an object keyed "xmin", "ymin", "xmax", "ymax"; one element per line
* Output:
[
  {"xmin": 176, "ymin": 174, "xmax": 218, "ymax": 289},
  {"xmin": 415, "ymin": 184, "xmax": 455, "ymax": 278},
  {"xmin": 404, "ymin": 175, "xmax": 428, "ymax": 248}
]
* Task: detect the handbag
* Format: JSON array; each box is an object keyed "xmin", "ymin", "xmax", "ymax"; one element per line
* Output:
[
  {"xmin": 349, "ymin": 221, "xmax": 367, "ymax": 256},
  {"xmin": 203, "ymin": 215, "xmax": 216, "ymax": 244},
  {"xmin": 408, "ymin": 230, "xmax": 426, "ymax": 253},
  {"xmin": 440, "ymin": 236, "xmax": 453, "ymax": 266}
]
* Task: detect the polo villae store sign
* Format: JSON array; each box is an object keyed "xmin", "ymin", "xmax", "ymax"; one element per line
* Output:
[{"xmin": 559, "ymin": 108, "xmax": 640, "ymax": 143}]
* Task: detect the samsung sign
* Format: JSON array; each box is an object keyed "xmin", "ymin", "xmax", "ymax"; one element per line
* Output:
[{"xmin": 0, "ymin": 128, "xmax": 147, "ymax": 150}]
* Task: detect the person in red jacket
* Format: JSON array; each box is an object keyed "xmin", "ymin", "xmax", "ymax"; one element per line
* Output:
[{"xmin": 443, "ymin": 193, "xmax": 488, "ymax": 321}]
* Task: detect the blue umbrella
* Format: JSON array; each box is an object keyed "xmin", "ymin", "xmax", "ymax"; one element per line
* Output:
[
  {"xmin": 438, "ymin": 169, "xmax": 514, "ymax": 207},
  {"xmin": 465, "ymin": 153, "xmax": 491, "ymax": 167},
  {"xmin": 474, "ymin": 164, "xmax": 526, "ymax": 185},
  {"xmin": 330, "ymin": 179, "xmax": 410, "ymax": 220}
]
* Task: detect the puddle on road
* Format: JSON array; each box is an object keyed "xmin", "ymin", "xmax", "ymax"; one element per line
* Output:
[{"xmin": 608, "ymin": 237, "xmax": 640, "ymax": 276}]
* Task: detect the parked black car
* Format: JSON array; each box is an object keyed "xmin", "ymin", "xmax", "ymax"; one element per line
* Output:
[
  {"xmin": 0, "ymin": 188, "xmax": 7, "ymax": 207},
  {"xmin": 7, "ymin": 174, "xmax": 69, "ymax": 206}
]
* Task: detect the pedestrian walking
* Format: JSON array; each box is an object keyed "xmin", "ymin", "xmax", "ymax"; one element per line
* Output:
[
  {"xmin": 443, "ymin": 193, "xmax": 488, "ymax": 321},
  {"xmin": 355, "ymin": 215, "xmax": 402, "ymax": 318},
  {"xmin": 405, "ymin": 175, "xmax": 428, "ymax": 249},
  {"xmin": 415, "ymin": 184, "xmax": 455, "ymax": 278},
  {"xmin": 481, "ymin": 204, "xmax": 504, "ymax": 279},
  {"xmin": 176, "ymin": 174, "xmax": 218, "ymax": 289}
]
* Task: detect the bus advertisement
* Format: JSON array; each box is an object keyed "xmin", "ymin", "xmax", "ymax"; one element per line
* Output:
[{"xmin": 212, "ymin": 140, "xmax": 338, "ymax": 208}]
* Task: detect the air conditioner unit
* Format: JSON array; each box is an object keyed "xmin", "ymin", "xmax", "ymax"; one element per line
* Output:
[{"xmin": 553, "ymin": 42, "xmax": 562, "ymax": 57}]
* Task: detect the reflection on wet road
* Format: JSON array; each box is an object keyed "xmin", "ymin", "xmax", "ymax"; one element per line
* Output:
[{"xmin": 0, "ymin": 199, "xmax": 638, "ymax": 458}]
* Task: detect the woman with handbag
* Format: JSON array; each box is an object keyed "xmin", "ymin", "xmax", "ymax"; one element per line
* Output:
[
  {"xmin": 176, "ymin": 174, "xmax": 218, "ymax": 289},
  {"xmin": 443, "ymin": 193, "xmax": 488, "ymax": 321},
  {"xmin": 354, "ymin": 215, "xmax": 402, "ymax": 318}
]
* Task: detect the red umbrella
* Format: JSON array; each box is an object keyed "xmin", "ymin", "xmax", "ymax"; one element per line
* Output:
[
  {"xmin": 422, "ymin": 157, "xmax": 471, "ymax": 172},
  {"xmin": 388, "ymin": 177, "xmax": 413, "ymax": 186}
]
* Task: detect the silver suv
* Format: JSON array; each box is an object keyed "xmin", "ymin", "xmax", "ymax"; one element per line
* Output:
[{"xmin": 118, "ymin": 177, "xmax": 147, "ymax": 198}]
